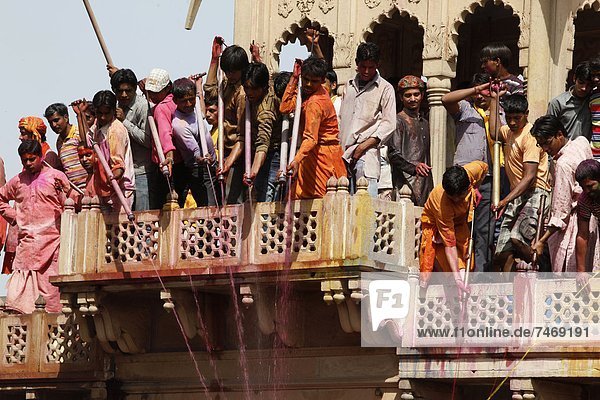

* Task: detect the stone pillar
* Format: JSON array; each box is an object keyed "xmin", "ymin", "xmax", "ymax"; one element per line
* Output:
[
  {"xmin": 426, "ymin": 76, "xmax": 452, "ymax": 185},
  {"xmin": 525, "ymin": 0, "xmax": 555, "ymax": 117},
  {"xmin": 552, "ymin": 0, "xmax": 577, "ymax": 94},
  {"xmin": 233, "ymin": 0, "xmax": 252, "ymax": 45}
]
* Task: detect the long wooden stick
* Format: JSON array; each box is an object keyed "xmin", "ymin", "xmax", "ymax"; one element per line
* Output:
[
  {"xmin": 531, "ymin": 194, "xmax": 547, "ymax": 269},
  {"xmin": 147, "ymin": 115, "xmax": 170, "ymax": 177},
  {"xmin": 217, "ymin": 59, "xmax": 225, "ymax": 179},
  {"xmin": 288, "ymin": 77, "xmax": 302, "ymax": 166},
  {"xmin": 82, "ymin": 0, "xmax": 114, "ymax": 66},
  {"xmin": 279, "ymin": 116, "xmax": 290, "ymax": 184},
  {"xmin": 90, "ymin": 140, "xmax": 134, "ymax": 221},
  {"xmin": 184, "ymin": 0, "xmax": 202, "ymax": 30},
  {"xmin": 463, "ymin": 208, "xmax": 476, "ymax": 291},
  {"xmin": 42, "ymin": 160, "xmax": 85, "ymax": 196},
  {"xmin": 192, "ymin": 74, "xmax": 211, "ymax": 157},
  {"xmin": 492, "ymin": 90, "xmax": 501, "ymax": 212},
  {"xmin": 244, "ymin": 97, "xmax": 252, "ymax": 182}
]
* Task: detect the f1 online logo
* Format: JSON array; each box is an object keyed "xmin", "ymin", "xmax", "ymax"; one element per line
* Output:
[{"xmin": 369, "ymin": 280, "xmax": 410, "ymax": 331}]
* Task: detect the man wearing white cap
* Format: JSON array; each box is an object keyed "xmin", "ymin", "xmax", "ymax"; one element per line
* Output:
[{"xmin": 145, "ymin": 68, "xmax": 179, "ymax": 204}]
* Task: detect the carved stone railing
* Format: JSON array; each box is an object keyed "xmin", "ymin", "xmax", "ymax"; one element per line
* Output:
[
  {"xmin": 0, "ymin": 304, "xmax": 101, "ymax": 380},
  {"xmin": 56, "ymin": 178, "xmax": 420, "ymax": 283},
  {"xmin": 399, "ymin": 272, "xmax": 600, "ymax": 350}
]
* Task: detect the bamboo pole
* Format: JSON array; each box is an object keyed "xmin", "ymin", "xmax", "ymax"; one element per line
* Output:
[
  {"xmin": 90, "ymin": 140, "xmax": 134, "ymax": 221},
  {"xmin": 82, "ymin": 0, "xmax": 113, "ymax": 66},
  {"xmin": 279, "ymin": 116, "xmax": 290, "ymax": 183},
  {"xmin": 217, "ymin": 61, "xmax": 225, "ymax": 180},
  {"xmin": 193, "ymin": 74, "xmax": 210, "ymax": 157},
  {"xmin": 184, "ymin": 0, "xmax": 202, "ymax": 30},
  {"xmin": 42, "ymin": 161, "xmax": 85, "ymax": 196},
  {"xmin": 147, "ymin": 115, "xmax": 170, "ymax": 177},
  {"xmin": 244, "ymin": 97, "xmax": 252, "ymax": 182},
  {"xmin": 288, "ymin": 77, "xmax": 302, "ymax": 165}
]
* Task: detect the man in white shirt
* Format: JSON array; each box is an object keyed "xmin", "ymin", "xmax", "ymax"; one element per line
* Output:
[{"xmin": 338, "ymin": 42, "xmax": 396, "ymax": 197}]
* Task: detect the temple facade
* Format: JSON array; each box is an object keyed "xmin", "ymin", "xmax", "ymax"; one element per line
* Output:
[
  {"xmin": 233, "ymin": 0, "xmax": 600, "ymax": 183},
  {"xmin": 1, "ymin": 1, "xmax": 600, "ymax": 399}
]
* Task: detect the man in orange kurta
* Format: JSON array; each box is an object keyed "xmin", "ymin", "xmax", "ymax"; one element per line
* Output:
[
  {"xmin": 419, "ymin": 160, "xmax": 488, "ymax": 291},
  {"xmin": 280, "ymin": 57, "xmax": 346, "ymax": 199}
]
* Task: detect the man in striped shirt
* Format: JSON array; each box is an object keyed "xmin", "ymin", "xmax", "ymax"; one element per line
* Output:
[
  {"xmin": 575, "ymin": 159, "xmax": 600, "ymax": 292},
  {"xmin": 589, "ymin": 58, "xmax": 600, "ymax": 160},
  {"xmin": 44, "ymin": 103, "xmax": 88, "ymax": 190}
]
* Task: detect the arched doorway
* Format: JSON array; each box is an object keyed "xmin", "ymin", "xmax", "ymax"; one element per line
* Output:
[
  {"xmin": 570, "ymin": 7, "xmax": 600, "ymax": 87},
  {"xmin": 275, "ymin": 20, "xmax": 335, "ymax": 71},
  {"xmin": 365, "ymin": 9, "xmax": 424, "ymax": 82},
  {"xmin": 454, "ymin": 1, "xmax": 521, "ymax": 88}
]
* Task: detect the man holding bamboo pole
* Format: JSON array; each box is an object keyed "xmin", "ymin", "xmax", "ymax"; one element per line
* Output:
[
  {"xmin": 204, "ymin": 37, "xmax": 249, "ymax": 204},
  {"xmin": 240, "ymin": 62, "xmax": 283, "ymax": 202},
  {"xmin": 442, "ymin": 73, "xmax": 505, "ymax": 273},
  {"xmin": 490, "ymin": 94, "xmax": 551, "ymax": 272},
  {"xmin": 530, "ymin": 115, "xmax": 595, "ymax": 272},
  {"xmin": 280, "ymin": 57, "xmax": 346, "ymax": 200},
  {"xmin": 419, "ymin": 161, "xmax": 488, "ymax": 292},
  {"xmin": 171, "ymin": 77, "xmax": 218, "ymax": 207},
  {"xmin": 72, "ymin": 91, "xmax": 135, "ymax": 213},
  {"xmin": 145, "ymin": 68, "xmax": 178, "ymax": 179},
  {"xmin": 110, "ymin": 68, "xmax": 159, "ymax": 211}
]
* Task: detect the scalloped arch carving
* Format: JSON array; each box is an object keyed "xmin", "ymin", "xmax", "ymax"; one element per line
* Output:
[
  {"xmin": 449, "ymin": 0, "xmax": 523, "ymax": 62},
  {"xmin": 452, "ymin": 0, "xmax": 519, "ymax": 36},
  {"xmin": 362, "ymin": 5, "xmax": 424, "ymax": 41},
  {"xmin": 273, "ymin": 18, "xmax": 334, "ymax": 67},
  {"xmin": 573, "ymin": 0, "xmax": 600, "ymax": 14}
]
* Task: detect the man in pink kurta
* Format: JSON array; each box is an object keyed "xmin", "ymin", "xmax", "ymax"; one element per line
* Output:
[
  {"xmin": 0, "ymin": 140, "xmax": 74, "ymax": 313},
  {"xmin": 530, "ymin": 115, "xmax": 597, "ymax": 272}
]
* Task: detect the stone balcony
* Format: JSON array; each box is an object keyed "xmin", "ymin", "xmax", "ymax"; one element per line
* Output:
[{"xmin": 1, "ymin": 178, "xmax": 599, "ymax": 399}]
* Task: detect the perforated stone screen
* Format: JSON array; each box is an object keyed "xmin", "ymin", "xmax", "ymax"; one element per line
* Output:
[
  {"xmin": 258, "ymin": 210, "xmax": 319, "ymax": 255},
  {"xmin": 4, "ymin": 324, "xmax": 27, "ymax": 365},
  {"xmin": 180, "ymin": 215, "xmax": 239, "ymax": 259},
  {"xmin": 105, "ymin": 220, "xmax": 159, "ymax": 263},
  {"xmin": 544, "ymin": 291, "xmax": 600, "ymax": 325},
  {"xmin": 46, "ymin": 318, "xmax": 91, "ymax": 364},
  {"xmin": 372, "ymin": 211, "xmax": 396, "ymax": 256}
]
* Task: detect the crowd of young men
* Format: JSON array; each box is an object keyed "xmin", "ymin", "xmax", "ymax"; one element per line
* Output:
[{"xmin": 1, "ymin": 35, "xmax": 599, "ymax": 312}]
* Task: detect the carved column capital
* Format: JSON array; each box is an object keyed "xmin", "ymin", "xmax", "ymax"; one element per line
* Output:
[{"xmin": 425, "ymin": 76, "xmax": 452, "ymax": 102}]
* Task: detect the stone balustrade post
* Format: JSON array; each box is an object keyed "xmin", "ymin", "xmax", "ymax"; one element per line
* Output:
[
  {"xmin": 334, "ymin": 176, "xmax": 351, "ymax": 260},
  {"xmin": 58, "ymin": 198, "xmax": 77, "ymax": 276},
  {"xmin": 31, "ymin": 296, "xmax": 46, "ymax": 374},
  {"xmin": 86, "ymin": 196, "xmax": 101, "ymax": 274},
  {"xmin": 159, "ymin": 192, "xmax": 181, "ymax": 268},
  {"xmin": 347, "ymin": 177, "xmax": 374, "ymax": 264},
  {"xmin": 426, "ymin": 76, "xmax": 452, "ymax": 186},
  {"xmin": 322, "ymin": 177, "xmax": 338, "ymax": 260},
  {"xmin": 73, "ymin": 197, "xmax": 89, "ymax": 274},
  {"xmin": 397, "ymin": 185, "xmax": 417, "ymax": 270}
]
